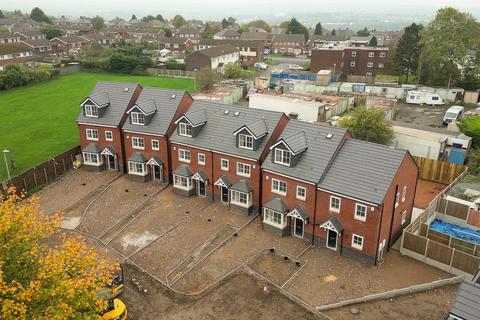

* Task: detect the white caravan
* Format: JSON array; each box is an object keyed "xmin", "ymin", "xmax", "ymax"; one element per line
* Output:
[{"xmin": 406, "ymin": 90, "xmax": 444, "ymax": 105}]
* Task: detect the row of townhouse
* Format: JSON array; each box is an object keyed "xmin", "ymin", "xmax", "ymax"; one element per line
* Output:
[{"xmin": 78, "ymin": 81, "xmax": 418, "ymax": 265}]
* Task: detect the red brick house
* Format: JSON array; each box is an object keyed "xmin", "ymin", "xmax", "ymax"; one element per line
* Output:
[
  {"xmin": 261, "ymin": 120, "xmax": 418, "ymax": 265},
  {"xmin": 121, "ymin": 88, "xmax": 193, "ymax": 183},
  {"xmin": 169, "ymin": 102, "xmax": 288, "ymax": 215},
  {"xmin": 0, "ymin": 43, "xmax": 33, "ymax": 70},
  {"xmin": 77, "ymin": 82, "xmax": 142, "ymax": 173},
  {"xmin": 271, "ymin": 34, "xmax": 305, "ymax": 55}
]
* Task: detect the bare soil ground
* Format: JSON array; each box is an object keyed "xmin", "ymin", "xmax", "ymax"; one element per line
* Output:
[
  {"xmin": 171, "ymin": 220, "xmax": 310, "ymax": 293},
  {"xmin": 287, "ymin": 248, "xmax": 452, "ymax": 306},
  {"xmin": 131, "ymin": 203, "xmax": 250, "ymax": 281},
  {"xmin": 248, "ymin": 249, "xmax": 304, "ymax": 286},
  {"xmin": 325, "ymin": 285, "xmax": 458, "ymax": 320},
  {"xmin": 76, "ymin": 176, "xmax": 160, "ymax": 237},
  {"xmin": 394, "ymin": 103, "xmax": 449, "ymax": 128},
  {"xmin": 38, "ymin": 169, "xmax": 118, "ymax": 214},
  {"xmin": 121, "ymin": 263, "xmax": 320, "ymax": 320},
  {"xmin": 107, "ymin": 187, "xmax": 210, "ymax": 256},
  {"xmin": 414, "ymin": 179, "xmax": 447, "ymax": 209}
]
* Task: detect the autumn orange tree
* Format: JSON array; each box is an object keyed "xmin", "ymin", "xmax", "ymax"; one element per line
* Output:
[{"xmin": 0, "ymin": 188, "xmax": 119, "ymax": 319}]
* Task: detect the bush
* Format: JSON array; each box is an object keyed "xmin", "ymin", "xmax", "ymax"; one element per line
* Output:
[
  {"xmin": 458, "ymin": 116, "xmax": 480, "ymax": 148},
  {"xmin": 224, "ymin": 63, "xmax": 242, "ymax": 79},
  {"xmin": 165, "ymin": 59, "xmax": 186, "ymax": 70},
  {"xmin": 0, "ymin": 64, "xmax": 57, "ymax": 90},
  {"xmin": 108, "ymin": 52, "xmax": 153, "ymax": 74}
]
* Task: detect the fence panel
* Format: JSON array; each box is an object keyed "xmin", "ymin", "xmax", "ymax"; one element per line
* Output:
[
  {"xmin": 451, "ymin": 250, "xmax": 480, "ymax": 275},
  {"xmin": 445, "ymin": 201, "xmax": 470, "ymax": 220},
  {"xmin": 426, "ymin": 241, "xmax": 453, "ymax": 265},
  {"xmin": 403, "ymin": 232, "xmax": 427, "ymax": 255},
  {"xmin": 413, "ymin": 156, "xmax": 466, "ymax": 184},
  {"xmin": 427, "ymin": 229, "xmax": 450, "ymax": 246},
  {"xmin": 450, "ymin": 238, "xmax": 476, "ymax": 255}
]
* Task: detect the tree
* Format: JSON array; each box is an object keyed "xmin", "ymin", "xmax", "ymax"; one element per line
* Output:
[
  {"xmin": 244, "ymin": 20, "xmax": 272, "ymax": 33},
  {"xmin": 227, "ymin": 17, "xmax": 236, "ymax": 26},
  {"xmin": 40, "ymin": 27, "xmax": 62, "ymax": 40},
  {"xmin": 458, "ymin": 117, "xmax": 480, "ymax": 148},
  {"xmin": 357, "ymin": 27, "xmax": 370, "ymax": 36},
  {"xmin": 394, "ymin": 23, "xmax": 423, "ymax": 83},
  {"xmin": 0, "ymin": 10, "xmax": 4, "ymax": 19},
  {"xmin": 420, "ymin": 7, "xmax": 480, "ymax": 86},
  {"xmin": 368, "ymin": 35, "xmax": 378, "ymax": 46},
  {"xmin": 130, "ymin": 14, "xmax": 137, "ymax": 21},
  {"xmin": 196, "ymin": 67, "xmax": 218, "ymax": 91},
  {"xmin": 30, "ymin": 7, "xmax": 50, "ymax": 24},
  {"xmin": 331, "ymin": 29, "xmax": 336, "ymax": 36},
  {"xmin": 314, "ymin": 22, "xmax": 323, "ymax": 36},
  {"xmin": 0, "ymin": 189, "xmax": 118, "ymax": 319},
  {"xmin": 224, "ymin": 63, "xmax": 242, "ymax": 79},
  {"xmin": 279, "ymin": 20, "xmax": 290, "ymax": 29},
  {"xmin": 286, "ymin": 18, "xmax": 309, "ymax": 41},
  {"xmin": 202, "ymin": 22, "xmax": 221, "ymax": 39},
  {"xmin": 338, "ymin": 107, "xmax": 394, "ymax": 145},
  {"xmin": 142, "ymin": 15, "xmax": 156, "ymax": 22},
  {"xmin": 90, "ymin": 16, "xmax": 105, "ymax": 31},
  {"xmin": 221, "ymin": 18, "xmax": 229, "ymax": 29},
  {"xmin": 173, "ymin": 14, "xmax": 187, "ymax": 28},
  {"xmin": 466, "ymin": 148, "xmax": 480, "ymax": 176}
]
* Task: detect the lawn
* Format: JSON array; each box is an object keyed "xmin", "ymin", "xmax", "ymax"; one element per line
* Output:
[{"xmin": 0, "ymin": 71, "xmax": 194, "ymax": 181}]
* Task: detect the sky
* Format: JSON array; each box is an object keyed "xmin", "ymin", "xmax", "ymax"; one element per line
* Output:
[{"xmin": 2, "ymin": 0, "xmax": 480, "ymax": 21}]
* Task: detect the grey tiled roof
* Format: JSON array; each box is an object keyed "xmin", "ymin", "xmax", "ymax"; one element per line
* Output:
[
  {"xmin": 283, "ymin": 130, "xmax": 308, "ymax": 154},
  {"xmin": 149, "ymin": 156, "xmax": 163, "ymax": 165},
  {"xmin": 171, "ymin": 101, "xmax": 284, "ymax": 160},
  {"xmin": 230, "ymin": 180, "xmax": 252, "ymax": 193},
  {"xmin": 21, "ymin": 39, "xmax": 53, "ymax": 47},
  {"xmin": 193, "ymin": 170, "xmax": 208, "ymax": 181},
  {"xmin": 449, "ymin": 280, "xmax": 480, "ymax": 320},
  {"xmin": 262, "ymin": 120, "xmax": 348, "ymax": 183},
  {"xmin": 91, "ymin": 91, "xmax": 110, "ymax": 106},
  {"xmin": 272, "ymin": 34, "xmax": 304, "ymax": 43},
  {"xmin": 192, "ymin": 44, "xmax": 238, "ymax": 58},
  {"xmin": 77, "ymin": 82, "xmax": 139, "ymax": 127},
  {"xmin": 174, "ymin": 164, "xmax": 193, "ymax": 177},
  {"xmin": 82, "ymin": 143, "xmax": 102, "ymax": 153},
  {"xmin": 183, "ymin": 107, "xmax": 207, "ymax": 126},
  {"xmin": 103, "ymin": 145, "xmax": 117, "ymax": 155},
  {"xmin": 318, "ymin": 139, "xmax": 407, "ymax": 204},
  {"xmin": 215, "ymin": 175, "xmax": 232, "ymax": 187},
  {"xmin": 289, "ymin": 206, "xmax": 308, "ymax": 220},
  {"xmin": 238, "ymin": 118, "xmax": 268, "ymax": 138},
  {"xmin": 128, "ymin": 152, "xmax": 147, "ymax": 163},
  {"xmin": 263, "ymin": 197, "xmax": 289, "ymax": 213},
  {"xmin": 123, "ymin": 87, "xmax": 186, "ymax": 136},
  {"xmin": 320, "ymin": 216, "xmax": 343, "ymax": 233}
]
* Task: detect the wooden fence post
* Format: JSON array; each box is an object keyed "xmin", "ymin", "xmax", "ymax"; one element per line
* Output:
[
  {"xmin": 52, "ymin": 158, "xmax": 57, "ymax": 178},
  {"xmin": 23, "ymin": 178, "xmax": 27, "ymax": 192},
  {"xmin": 43, "ymin": 167, "xmax": 48, "ymax": 184},
  {"xmin": 33, "ymin": 171, "xmax": 38, "ymax": 187},
  {"xmin": 62, "ymin": 158, "xmax": 66, "ymax": 174}
]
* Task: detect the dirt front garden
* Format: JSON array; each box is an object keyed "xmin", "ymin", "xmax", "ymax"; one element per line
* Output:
[{"xmin": 414, "ymin": 179, "xmax": 447, "ymax": 209}]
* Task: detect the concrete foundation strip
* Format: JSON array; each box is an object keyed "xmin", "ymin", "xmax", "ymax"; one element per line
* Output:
[
  {"xmin": 315, "ymin": 275, "xmax": 464, "ymax": 311},
  {"xmin": 76, "ymin": 185, "xmax": 112, "ymax": 228},
  {"xmin": 167, "ymin": 216, "xmax": 258, "ymax": 286},
  {"xmin": 127, "ymin": 201, "xmax": 213, "ymax": 259},
  {"xmin": 281, "ymin": 263, "xmax": 307, "ymax": 289},
  {"xmin": 296, "ymin": 244, "xmax": 313, "ymax": 258},
  {"xmin": 99, "ymin": 184, "xmax": 168, "ymax": 242}
]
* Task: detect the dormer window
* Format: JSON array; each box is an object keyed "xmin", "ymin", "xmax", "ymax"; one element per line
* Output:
[
  {"xmin": 274, "ymin": 148, "xmax": 291, "ymax": 166},
  {"xmin": 85, "ymin": 104, "xmax": 98, "ymax": 117},
  {"xmin": 238, "ymin": 134, "xmax": 253, "ymax": 150},
  {"xmin": 131, "ymin": 112, "xmax": 145, "ymax": 125},
  {"xmin": 179, "ymin": 122, "xmax": 192, "ymax": 137}
]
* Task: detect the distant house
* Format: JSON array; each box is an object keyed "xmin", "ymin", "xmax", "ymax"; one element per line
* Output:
[
  {"xmin": 198, "ymin": 39, "xmax": 263, "ymax": 64},
  {"xmin": 214, "ymin": 28, "xmax": 240, "ymax": 40},
  {"xmin": 15, "ymin": 31, "xmax": 47, "ymax": 41},
  {"xmin": 81, "ymin": 34, "xmax": 112, "ymax": 46},
  {"xmin": 0, "ymin": 43, "xmax": 33, "ymax": 70},
  {"xmin": 271, "ymin": 34, "xmax": 305, "ymax": 55},
  {"xmin": 174, "ymin": 27, "xmax": 202, "ymax": 44},
  {"xmin": 0, "ymin": 32, "xmax": 20, "ymax": 44},
  {"xmin": 51, "ymin": 35, "xmax": 89, "ymax": 56},
  {"xmin": 185, "ymin": 44, "xmax": 239, "ymax": 73},
  {"xmin": 240, "ymin": 32, "xmax": 273, "ymax": 51},
  {"xmin": 158, "ymin": 37, "xmax": 196, "ymax": 55},
  {"xmin": 21, "ymin": 39, "xmax": 56, "ymax": 55}
]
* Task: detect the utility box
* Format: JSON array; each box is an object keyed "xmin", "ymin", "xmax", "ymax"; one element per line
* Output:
[
  {"xmin": 448, "ymin": 149, "xmax": 466, "ymax": 164},
  {"xmin": 316, "ymin": 70, "xmax": 331, "ymax": 86}
]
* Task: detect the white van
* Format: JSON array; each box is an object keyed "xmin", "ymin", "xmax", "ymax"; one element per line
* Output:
[
  {"xmin": 406, "ymin": 90, "xmax": 444, "ymax": 106},
  {"xmin": 443, "ymin": 105, "xmax": 464, "ymax": 125}
]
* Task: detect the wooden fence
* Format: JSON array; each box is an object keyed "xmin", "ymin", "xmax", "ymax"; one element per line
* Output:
[
  {"xmin": 413, "ymin": 156, "xmax": 466, "ymax": 184},
  {"xmin": 1, "ymin": 146, "xmax": 81, "ymax": 195},
  {"xmin": 147, "ymin": 68, "xmax": 195, "ymax": 78}
]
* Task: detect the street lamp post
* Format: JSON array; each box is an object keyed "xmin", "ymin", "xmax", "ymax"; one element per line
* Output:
[
  {"xmin": 3, "ymin": 149, "xmax": 10, "ymax": 181},
  {"xmin": 193, "ymin": 69, "xmax": 198, "ymax": 92}
]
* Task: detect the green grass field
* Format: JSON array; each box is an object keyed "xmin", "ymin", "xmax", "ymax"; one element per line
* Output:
[{"xmin": 0, "ymin": 71, "xmax": 194, "ymax": 181}]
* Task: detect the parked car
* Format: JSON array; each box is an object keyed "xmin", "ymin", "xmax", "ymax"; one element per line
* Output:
[
  {"xmin": 254, "ymin": 62, "xmax": 268, "ymax": 70},
  {"xmin": 443, "ymin": 105, "xmax": 464, "ymax": 125},
  {"xmin": 263, "ymin": 48, "xmax": 270, "ymax": 55},
  {"xmin": 289, "ymin": 64, "xmax": 303, "ymax": 70}
]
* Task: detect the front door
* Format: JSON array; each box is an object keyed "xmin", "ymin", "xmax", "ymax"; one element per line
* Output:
[
  {"xmin": 221, "ymin": 187, "xmax": 229, "ymax": 203},
  {"xmin": 153, "ymin": 165, "xmax": 161, "ymax": 181},
  {"xmin": 293, "ymin": 218, "xmax": 304, "ymax": 238},
  {"xmin": 107, "ymin": 155, "xmax": 116, "ymax": 171},
  {"xmin": 327, "ymin": 229, "xmax": 337, "ymax": 251},
  {"xmin": 197, "ymin": 181, "xmax": 206, "ymax": 197}
]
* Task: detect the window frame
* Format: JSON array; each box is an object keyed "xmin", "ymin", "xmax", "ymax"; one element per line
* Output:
[
  {"xmin": 131, "ymin": 112, "xmax": 145, "ymax": 125},
  {"xmin": 271, "ymin": 178, "xmax": 287, "ymax": 196},
  {"xmin": 178, "ymin": 148, "xmax": 191, "ymax": 163},
  {"xmin": 221, "ymin": 158, "xmax": 229, "ymax": 171},
  {"xmin": 274, "ymin": 148, "xmax": 291, "ymax": 166},
  {"xmin": 402, "ymin": 186, "xmax": 407, "ymax": 202},
  {"xmin": 236, "ymin": 162, "xmax": 251, "ymax": 177},
  {"xmin": 84, "ymin": 104, "xmax": 98, "ymax": 117},
  {"xmin": 367, "ymin": 62, "xmax": 374, "ymax": 68},
  {"xmin": 132, "ymin": 137, "xmax": 145, "ymax": 150},
  {"xmin": 151, "ymin": 139, "xmax": 160, "ymax": 151},
  {"xmin": 296, "ymin": 186, "xmax": 306, "ymax": 201},
  {"xmin": 329, "ymin": 196, "xmax": 341, "ymax": 213},
  {"xmin": 82, "ymin": 152, "xmax": 101, "ymax": 166},
  {"xmin": 238, "ymin": 133, "xmax": 254, "ymax": 150},
  {"xmin": 173, "ymin": 174, "xmax": 193, "ymax": 191},
  {"xmin": 198, "ymin": 153, "xmax": 206, "ymax": 165},
  {"xmin": 128, "ymin": 161, "xmax": 147, "ymax": 176},
  {"xmin": 230, "ymin": 190, "xmax": 251, "ymax": 207},
  {"xmin": 179, "ymin": 122, "xmax": 192, "ymax": 137},
  {"xmin": 354, "ymin": 203, "xmax": 367, "ymax": 222},
  {"xmin": 351, "ymin": 234, "xmax": 364, "ymax": 250},
  {"xmin": 368, "ymin": 51, "xmax": 374, "ymax": 58},
  {"xmin": 86, "ymin": 128, "xmax": 99, "ymax": 141},
  {"xmin": 105, "ymin": 131, "xmax": 113, "ymax": 141},
  {"xmin": 263, "ymin": 208, "xmax": 286, "ymax": 228}
]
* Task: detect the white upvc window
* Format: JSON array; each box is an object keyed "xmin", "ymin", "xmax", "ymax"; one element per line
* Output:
[
  {"xmin": 352, "ymin": 234, "xmax": 364, "ymax": 250},
  {"xmin": 151, "ymin": 139, "xmax": 160, "ymax": 151},
  {"xmin": 263, "ymin": 208, "xmax": 286, "ymax": 228},
  {"xmin": 230, "ymin": 190, "xmax": 251, "ymax": 208},
  {"xmin": 402, "ymin": 186, "xmax": 407, "ymax": 202},
  {"xmin": 395, "ymin": 191, "xmax": 400, "ymax": 208},
  {"xmin": 238, "ymin": 133, "xmax": 254, "ymax": 150},
  {"xmin": 84, "ymin": 104, "xmax": 98, "ymax": 117},
  {"xmin": 221, "ymin": 158, "xmax": 229, "ymax": 171},
  {"xmin": 296, "ymin": 186, "xmax": 306, "ymax": 201},
  {"xmin": 128, "ymin": 161, "xmax": 147, "ymax": 176},
  {"xmin": 329, "ymin": 196, "xmax": 341, "ymax": 213},
  {"xmin": 367, "ymin": 62, "xmax": 374, "ymax": 68},
  {"xmin": 379, "ymin": 62, "xmax": 384, "ymax": 68},
  {"xmin": 368, "ymin": 51, "xmax": 374, "ymax": 58},
  {"xmin": 132, "ymin": 137, "xmax": 145, "ymax": 150},
  {"xmin": 173, "ymin": 174, "xmax": 193, "ymax": 191},
  {"xmin": 179, "ymin": 122, "xmax": 192, "ymax": 137},
  {"xmin": 86, "ymin": 128, "xmax": 99, "ymax": 141},
  {"xmin": 274, "ymin": 148, "xmax": 291, "ymax": 166},
  {"xmin": 401, "ymin": 209, "xmax": 407, "ymax": 225},
  {"xmin": 350, "ymin": 61, "xmax": 356, "ymax": 67},
  {"xmin": 351, "ymin": 51, "xmax": 357, "ymax": 57},
  {"xmin": 105, "ymin": 131, "xmax": 113, "ymax": 141},
  {"xmin": 354, "ymin": 203, "xmax": 367, "ymax": 222},
  {"xmin": 178, "ymin": 149, "xmax": 191, "ymax": 163},
  {"xmin": 380, "ymin": 52, "xmax": 386, "ymax": 58},
  {"xmin": 271, "ymin": 178, "xmax": 287, "ymax": 196},
  {"xmin": 236, "ymin": 162, "xmax": 251, "ymax": 177},
  {"xmin": 198, "ymin": 153, "xmax": 205, "ymax": 165},
  {"xmin": 83, "ymin": 152, "xmax": 101, "ymax": 166},
  {"xmin": 131, "ymin": 112, "xmax": 145, "ymax": 125}
]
